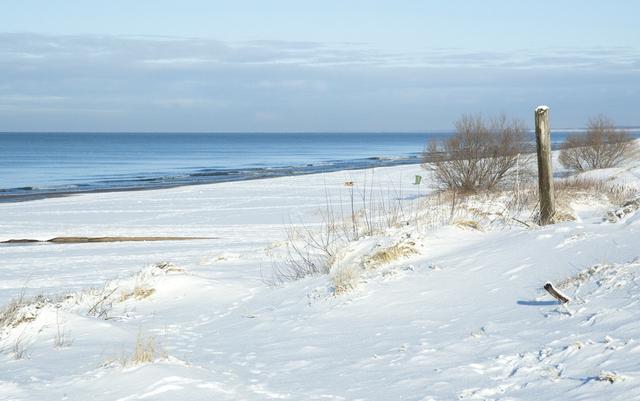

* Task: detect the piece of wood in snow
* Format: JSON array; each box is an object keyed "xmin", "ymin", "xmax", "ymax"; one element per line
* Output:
[{"xmin": 544, "ymin": 282, "xmax": 571, "ymax": 303}]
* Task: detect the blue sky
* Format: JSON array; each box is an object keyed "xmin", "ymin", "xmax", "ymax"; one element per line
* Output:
[{"xmin": 1, "ymin": 1, "xmax": 638, "ymax": 131}]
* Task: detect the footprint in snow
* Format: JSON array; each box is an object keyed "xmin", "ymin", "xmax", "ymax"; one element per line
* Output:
[{"xmin": 555, "ymin": 232, "xmax": 592, "ymax": 249}]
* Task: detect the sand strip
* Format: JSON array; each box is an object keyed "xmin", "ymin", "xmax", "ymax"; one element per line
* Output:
[{"xmin": 1, "ymin": 236, "xmax": 216, "ymax": 244}]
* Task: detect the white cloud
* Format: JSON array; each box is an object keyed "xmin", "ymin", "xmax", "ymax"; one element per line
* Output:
[{"xmin": 0, "ymin": 33, "xmax": 638, "ymax": 131}]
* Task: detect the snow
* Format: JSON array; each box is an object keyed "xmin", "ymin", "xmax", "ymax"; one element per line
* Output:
[{"xmin": 2, "ymin": 160, "xmax": 640, "ymax": 400}]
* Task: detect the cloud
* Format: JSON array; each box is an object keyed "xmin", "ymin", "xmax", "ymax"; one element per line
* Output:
[{"xmin": 0, "ymin": 33, "xmax": 638, "ymax": 131}]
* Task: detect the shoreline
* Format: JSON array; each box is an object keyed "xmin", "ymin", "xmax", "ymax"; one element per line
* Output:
[
  {"xmin": 3, "ymin": 136, "xmax": 638, "ymax": 204},
  {"xmin": 0, "ymin": 155, "xmax": 422, "ymax": 203}
]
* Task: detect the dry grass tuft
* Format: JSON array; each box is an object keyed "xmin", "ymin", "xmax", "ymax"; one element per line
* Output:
[
  {"xmin": 363, "ymin": 242, "xmax": 418, "ymax": 270},
  {"xmin": 331, "ymin": 267, "xmax": 361, "ymax": 295},
  {"xmin": 11, "ymin": 334, "xmax": 29, "ymax": 359},
  {"xmin": 453, "ymin": 219, "xmax": 483, "ymax": 231},
  {"xmin": 597, "ymin": 370, "xmax": 625, "ymax": 384},
  {"xmin": 0, "ymin": 294, "xmax": 47, "ymax": 330},
  {"xmin": 119, "ymin": 287, "xmax": 156, "ymax": 302},
  {"xmin": 556, "ymin": 264, "xmax": 614, "ymax": 290},
  {"xmin": 554, "ymin": 177, "xmax": 638, "ymax": 207},
  {"xmin": 154, "ymin": 261, "xmax": 185, "ymax": 274},
  {"xmin": 123, "ymin": 331, "xmax": 165, "ymax": 366},
  {"xmin": 606, "ymin": 197, "xmax": 640, "ymax": 222},
  {"xmin": 331, "ymin": 240, "xmax": 418, "ymax": 294},
  {"xmin": 551, "ymin": 207, "xmax": 576, "ymax": 223}
]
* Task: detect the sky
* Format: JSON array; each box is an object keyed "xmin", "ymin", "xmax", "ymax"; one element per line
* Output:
[{"xmin": 1, "ymin": 0, "xmax": 639, "ymax": 132}]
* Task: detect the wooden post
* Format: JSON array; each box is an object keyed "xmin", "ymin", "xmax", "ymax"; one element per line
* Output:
[
  {"xmin": 535, "ymin": 105, "xmax": 555, "ymax": 225},
  {"xmin": 544, "ymin": 282, "xmax": 570, "ymax": 303}
]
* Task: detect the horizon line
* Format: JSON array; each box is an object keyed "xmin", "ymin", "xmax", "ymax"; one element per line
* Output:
[{"xmin": 2, "ymin": 127, "xmax": 640, "ymax": 135}]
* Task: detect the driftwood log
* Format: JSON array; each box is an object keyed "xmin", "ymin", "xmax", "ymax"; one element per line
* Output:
[{"xmin": 544, "ymin": 282, "xmax": 570, "ymax": 303}]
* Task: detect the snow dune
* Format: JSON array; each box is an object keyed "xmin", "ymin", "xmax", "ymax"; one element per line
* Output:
[{"xmin": 1, "ymin": 161, "xmax": 640, "ymax": 400}]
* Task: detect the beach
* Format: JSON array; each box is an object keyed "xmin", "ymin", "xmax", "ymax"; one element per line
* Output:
[
  {"xmin": 3, "ymin": 2, "xmax": 639, "ymax": 399},
  {"xmin": 2, "ymin": 156, "xmax": 640, "ymax": 400}
]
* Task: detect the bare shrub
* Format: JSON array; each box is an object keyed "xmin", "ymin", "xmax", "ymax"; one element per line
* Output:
[
  {"xmin": 270, "ymin": 225, "xmax": 336, "ymax": 283},
  {"xmin": 270, "ymin": 175, "xmax": 412, "ymax": 284},
  {"xmin": 422, "ymin": 114, "xmax": 532, "ymax": 192},
  {"xmin": 87, "ymin": 287, "xmax": 118, "ymax": 319},
  {"xmin": 559, "ymin": 116, "xmax": 636, "ymax": 172}
]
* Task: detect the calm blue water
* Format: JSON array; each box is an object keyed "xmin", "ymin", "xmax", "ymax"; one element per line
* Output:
[
  {"xmin": 0, "ymin": 132, "xmax": 432, "ymax": 200},
  {"xmin": 1, "ymin": 131, "xmax": 638, "ymax": 201}
]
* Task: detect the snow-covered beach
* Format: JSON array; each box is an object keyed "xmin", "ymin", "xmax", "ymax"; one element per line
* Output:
[{"xmin": 2, "ymin": 154, "xmax": 640, "ymax": 400}]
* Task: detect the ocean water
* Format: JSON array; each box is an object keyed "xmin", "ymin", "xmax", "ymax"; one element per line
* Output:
[
  {"xmin": 0, "ymin": 132, "xmax": 433, "ymax": 201},
  {"xmin": 1, "ymin": 131, "xmax": 638, "ymax": 201}
]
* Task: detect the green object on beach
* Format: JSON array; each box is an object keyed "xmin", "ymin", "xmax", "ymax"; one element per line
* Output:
[{"xmin": 414, "ymin": 175, "xmax": 422, "ymax": 185}]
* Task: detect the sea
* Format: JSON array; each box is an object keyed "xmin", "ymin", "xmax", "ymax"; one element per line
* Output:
[{"xmin": 1, "ymin": 131, "xmax": 638, "ymax": 202}]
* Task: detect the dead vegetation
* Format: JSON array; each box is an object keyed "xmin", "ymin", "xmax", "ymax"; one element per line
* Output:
[
  {"xmin": 331, "ymin": 267, "xmax": 361, "ymax": 295},
  {"xmin": 556, "ymin": 263, "xmax": 615, "ymax": 290},
  {"xmin": 273, "ymin": 167, "xmax": 639, "ymax": 291},
  {"xmin": 99, "ymin": 330, "xmax": 167, "ymax": 367},
  {"xmin": 269, "ymin": 173, "xmax": 413, "ymax": 285},
  {"xmin": 559, "ymin": 116, "xmax": 636, "ymax": 172},
  {"xmin": 87, "ymin": 261, "xmax": 183, "ymax": 318},
  {"xmin": 0, "ymin": 261, "xmax": 185, "ymax": 363},
  {"xmin": 422, "ymin": 114, "xmax": 533, "ymax": 192},
  {"xmin": 596, "ymin": 371, "xmax": 625, "ymax": 384},
  {"xmin": 119, "ymin": 287, "xmax": 156, "ymax": 302},
  {"xmin": 605, "ymin": 197, "xmax": 640, "ymax": 223},
  {"xmin": 0, "ymin": 293, "xmax": 48, "ymax": 330},
  {"xmin": 363, "ymin": 242, "xmax": 418, "ymax": 270},
  {"xmin": 554, "ymin": 177, "xmax": 638, "ymax": 206},
  {"xmin": 1, "ymin": 261, "xmax": 184, "ymax": 350},
  {"xmin": 453, "ymin": 219, "xmax": 483, "ymax": 231},
  {"xmin": 11, "ymin": 334, "xmax": 29, "ymax": 360},
  {"xmin": 53, "ymin": 309, "xmax": 72, "ymax": 349},
  {"xmin": 124, "ymin": 331, "xmax": 165, "ymax": 365}
]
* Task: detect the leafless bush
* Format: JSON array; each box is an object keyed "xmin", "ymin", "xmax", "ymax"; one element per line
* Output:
[
  {"xmin": 270, "ymin": 175, "xmax": 412, "ymax": 284},
  {"xmin": 422, "ymin": 114, "xmax": 532, "ymax": 192},
  {"xmin": 559, "ymin": 116, "xmax": 636, "ymax": 172},
  {"xmin": 87, "ymin": 286, "xmax": 118, "ymax": 319}
]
